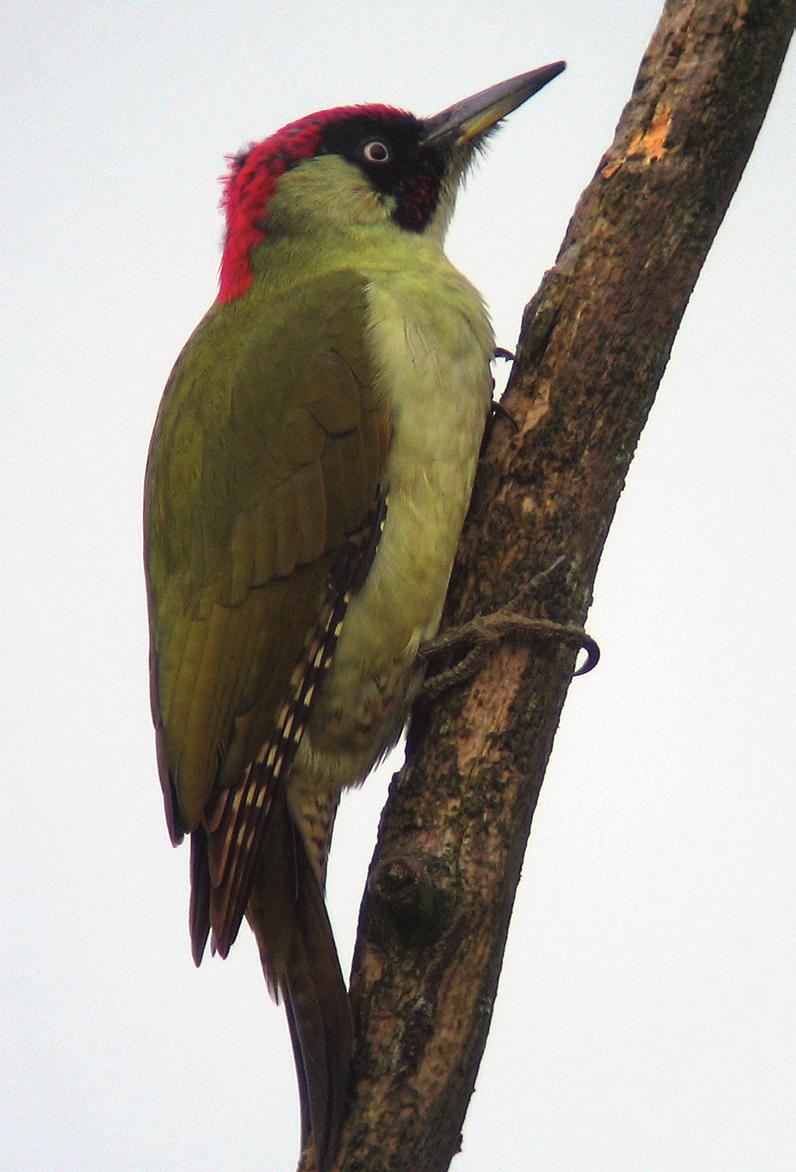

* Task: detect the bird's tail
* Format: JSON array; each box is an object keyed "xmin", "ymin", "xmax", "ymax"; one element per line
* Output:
[{"xmin": 246, "ymin": 789, "xmax": 352, "ymax": 1172}]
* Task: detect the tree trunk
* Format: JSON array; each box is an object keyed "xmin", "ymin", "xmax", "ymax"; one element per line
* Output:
[{"xmin": 333, "ymin": 2, "xmax": 794, "ymax": 1169}]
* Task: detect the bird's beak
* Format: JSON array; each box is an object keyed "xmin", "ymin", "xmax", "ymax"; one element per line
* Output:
[{"xmin": 420, "ymin": 62, "xmax": 566, "ymax": 148}]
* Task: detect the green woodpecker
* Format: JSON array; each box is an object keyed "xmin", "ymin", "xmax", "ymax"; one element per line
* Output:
[{"xmin": 145, "ymin": 63, "xmax": 564, "ymax": 1169}]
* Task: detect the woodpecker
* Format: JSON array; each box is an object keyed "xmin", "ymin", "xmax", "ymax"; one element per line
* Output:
[{"xmin": 145, "ymin": 63, "xmax": 564, "ymax": 1170}]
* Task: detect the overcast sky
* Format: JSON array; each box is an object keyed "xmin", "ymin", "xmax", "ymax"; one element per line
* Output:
[{"xmin": 2, "ymin": 3, "xmax": 794, "ymax": 1170}]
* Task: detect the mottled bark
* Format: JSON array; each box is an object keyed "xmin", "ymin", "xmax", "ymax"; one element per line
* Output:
[{"xmin": 333, "ymin": 2, "xmax": 794, "ymax": 1169}]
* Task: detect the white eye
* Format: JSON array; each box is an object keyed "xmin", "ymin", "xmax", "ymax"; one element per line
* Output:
[{"xmin": 363, "ymin": 139, "xmax": 390, "ymax": 164}]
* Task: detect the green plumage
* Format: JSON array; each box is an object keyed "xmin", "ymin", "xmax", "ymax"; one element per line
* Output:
[
  {"xmin": 144, "ymin": 64, "xmax": 563, "ymax": 1172},
  {"xmin": 146, "ymin": 271, "xmax": 390, "ymax": 834}
]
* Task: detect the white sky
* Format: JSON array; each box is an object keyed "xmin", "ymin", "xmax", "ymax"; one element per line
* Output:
[{"xmin": 2, "ymin": 3, "xmax": 793, "ymax": 1170}]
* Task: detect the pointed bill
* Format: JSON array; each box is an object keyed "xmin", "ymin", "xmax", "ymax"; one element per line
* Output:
[{"xmin": 421, "ymin": 62, "xmax": 566, "ymax": 147}]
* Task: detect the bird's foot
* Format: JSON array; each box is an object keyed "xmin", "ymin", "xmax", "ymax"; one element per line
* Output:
[
  {"xmin": 486, "ymin": 348, "xmax": 518, "ymax": 438},
  {"xmin": 418, "ymin": 558, "xmax": 599, "ymax": 699},
  {"xmin": 488, "ymin": 398, "xmax": 519, "ymax": 432}
]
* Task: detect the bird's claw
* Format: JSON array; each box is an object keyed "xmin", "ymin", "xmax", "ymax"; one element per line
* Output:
[{"xmin": 419, "ymin": 601, "xmax": 600, "ymax": 697}]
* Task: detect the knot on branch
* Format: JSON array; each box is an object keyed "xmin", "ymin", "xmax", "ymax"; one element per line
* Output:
[{"xmin": 368, "ymin": 852, "xmax": 455, "ymax": 947}]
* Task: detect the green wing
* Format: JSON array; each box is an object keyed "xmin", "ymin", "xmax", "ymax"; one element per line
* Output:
[{"xmin": 145, "ymin": 271, "xmax": 391, "ymax": 844}]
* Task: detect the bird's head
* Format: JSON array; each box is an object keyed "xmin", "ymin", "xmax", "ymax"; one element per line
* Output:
[{"xmin": 219, "ymin": 63, "xmax": 565, "ymax": 303}]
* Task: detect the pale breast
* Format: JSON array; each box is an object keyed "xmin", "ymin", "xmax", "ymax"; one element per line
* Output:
[{"xmin": 293, "ymin": 262, "xmax": 494, "ymax": 789}]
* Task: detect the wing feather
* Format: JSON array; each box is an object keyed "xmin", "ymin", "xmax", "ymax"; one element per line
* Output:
[{"xmin": 145, "ymin": 269, "xmax": 391, "ymax": 946}]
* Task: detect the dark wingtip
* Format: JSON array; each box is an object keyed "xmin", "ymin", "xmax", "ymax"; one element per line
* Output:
[
  {"xmin": 189, "ymin": 830, "xmax": 211, "ymax": 964},
  {"xmin": 158, "ymin": 759, "xmax": 185, "ymax": 847}
]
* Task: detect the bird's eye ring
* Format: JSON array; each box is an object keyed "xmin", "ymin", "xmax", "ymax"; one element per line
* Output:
[{"xmin": 363, "ymin": 140, "xmax": 390, "ymax": 164}]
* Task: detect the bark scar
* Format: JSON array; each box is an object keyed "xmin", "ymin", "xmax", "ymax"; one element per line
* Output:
[{"xmin": 601, "ymin": 105, "xmax": 674, "ymax": 178}]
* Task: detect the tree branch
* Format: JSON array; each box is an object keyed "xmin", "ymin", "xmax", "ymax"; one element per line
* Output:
[{"xmin": 334, "ymin": 2, "xmax": 793, "ymax": 1168}]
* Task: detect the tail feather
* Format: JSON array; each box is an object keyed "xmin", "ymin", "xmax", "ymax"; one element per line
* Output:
[{"xmin": 247, "ymin": 793, "xmax": 352, "ymax": 1172}]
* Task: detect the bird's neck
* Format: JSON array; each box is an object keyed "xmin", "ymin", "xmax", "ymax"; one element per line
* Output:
[{"xmin": 222, "ymin": 155, "xmax": 454, "ymax": 305}]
